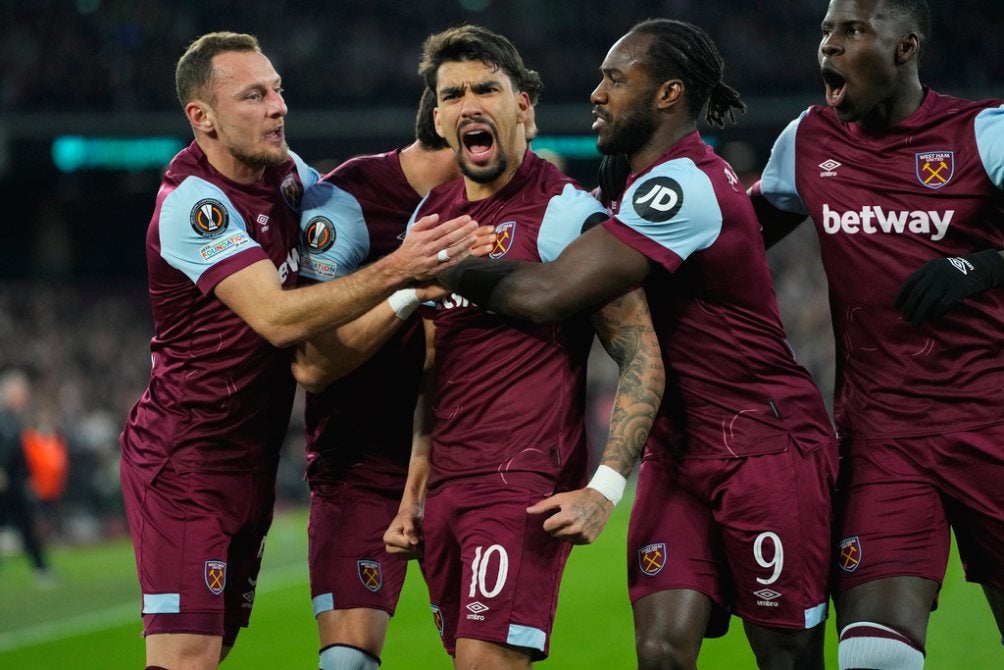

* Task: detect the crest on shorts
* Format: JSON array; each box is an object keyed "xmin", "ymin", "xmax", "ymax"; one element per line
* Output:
[
  {"xmin": 638, "ymin": 542, "xmax": 667, "ymax": 576},
  {"xmin": 490, "ymin": 221, "xmax": 516, "ymax": 259},
  {"xmin": 915, "ymin": 151, "xmax": 954, "ymax": 189},
  {"xmin": 431, "ymin": 604, "xmax": 445, "ymax": 637},
  {"xmin": 357, "ymin": 559, "xmax": 382, "ymax": 592},
  {"xmin": 837, "ymin": 536, "xmax": 862, "ymax": 573},
  {"xmin": 280, "ymin": 172, "xmax": 303, "ymax": 212},
  {"xmin": 205, "ymin": 560, "xmax": 227, "ymax": 595},
  {"xmin": 190, "ymin": 198, "xmax": 229, "ymax": 237}
]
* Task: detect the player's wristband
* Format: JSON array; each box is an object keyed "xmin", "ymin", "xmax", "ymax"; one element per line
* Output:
[
  {"xmin": 587, "ymin": 465, "xmax": 627, "ymax": 506},
  {"xmin": 388, "ymin": 288, "xmax": 420, "ymax": 320}
]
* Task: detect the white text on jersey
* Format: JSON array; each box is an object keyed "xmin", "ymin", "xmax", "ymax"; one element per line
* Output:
[{"xmin": 822, "ymin": 204, "xmax": 954, "ymax": 241}]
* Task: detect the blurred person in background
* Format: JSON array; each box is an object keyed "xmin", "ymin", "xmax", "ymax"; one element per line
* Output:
[
  {"xmin": 0, "ymin": 367, "xmax": 55, "ymax": 586},
  {"xmin": 750, "ymin": 0, "xmax": 1004, "ymax": 667},
  {"xmin": 117, "ymin": 31, "xmax": 489, "ymax": 670}
]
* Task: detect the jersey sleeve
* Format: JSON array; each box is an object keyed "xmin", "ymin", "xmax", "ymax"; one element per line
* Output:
[
  {"xmin": 605, "ymin": 157, "xmax": 722, "ymax": 271},
  {"xmin": 158, "ymin": 176, "xmax": 264, "ymax": 293},
  {"xmin": 759, "ymin": 112, "xmax": 809, "ymax": 215},
  {"xmin": 537, "ymin": 184, "xmax": 609, "ymax": 262},
  {"xmin": 298, "ymin": 181, "xmax": 371, "ymax": 282},
  {"xmin": 290, "ymin": 150, "xmax": 321, "ymax": 190},
  {"xmin": 975, "ymin": 104, "xmax": 1004, "ymax": 190}
]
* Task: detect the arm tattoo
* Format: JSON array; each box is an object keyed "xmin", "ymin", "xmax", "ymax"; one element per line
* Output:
[{"xmin": 590, "ymin": 289, "xmax": 665, "ymax": 477}]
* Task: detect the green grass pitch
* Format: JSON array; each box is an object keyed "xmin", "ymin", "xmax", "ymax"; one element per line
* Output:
[{"xmin": 0, "ymin": 498, "xmax": 999, "ymax": 668}]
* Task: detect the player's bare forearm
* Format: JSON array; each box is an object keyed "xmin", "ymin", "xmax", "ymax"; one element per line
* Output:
[
  {"xmin": 590, "ymin": 288, "xmax": 665, "ymax": 477},
  {"xmin": 215, "ymin": 214, "xmax": 484, "ymax": 348},
  {"xmin": 442, "ymin": 225, "xmax": 651, "ymax": 324},
  {"xmin": 386, "ymin": 344, "xmax": 434, "ymax": 558},
  {"xmin": 529, "ymin": 289, "xmax": 663, "ymax": 546},
  {"xmin": 291, "ymin": 301, "xmax": 405, "ymax": 393}
]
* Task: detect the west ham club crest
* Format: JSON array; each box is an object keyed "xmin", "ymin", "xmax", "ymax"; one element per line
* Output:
[
  {"xmin": 638, "ymin": 542, "xmax": 667, "ymax": 576},
  {"xmin": 916, "ymin": 151, "xmax": 955, "ymax": 189}
]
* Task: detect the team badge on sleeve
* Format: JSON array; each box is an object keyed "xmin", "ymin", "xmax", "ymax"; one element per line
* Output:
[
  {"xmin": 303, "ymin": 216, "xmax": 337, "ymax": 253},
  {"xmin": 205, "ymin": 560, "xmax": 227, "ymax": 595},
  {"xmin": 837, "ymin": 536, "xmax": 862, "ymax": 573},
  {"xmin": 431, "ymin": 604, "xmax": 445, "ymax": 637},
  {"xmin": 638, "ymin": 542, "xmax": 667, "ymax": 576},
  {"xmin": 280, "ymin": 172, "xmax": 304, "ymax": 212},
  {"xmin": 489, "ymin": 221, "xmax": 516, "ymax": 259},
  {"xmin": 357, "ymin": 559, "xmax": 383, "ymax": 592},
  {"xmin": 190, "ymin": 198, "xmax": 229, "ymax": 237},
  {"xmin": 916, "ymin": 151, "xmax": 955, "ymax": 189},
  {"xmin": 632, "ymin": 177, "xmax": 684, "ymax": 222}
]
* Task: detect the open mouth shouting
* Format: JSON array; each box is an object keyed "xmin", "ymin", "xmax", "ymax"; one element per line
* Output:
[
  {"xmin": 459, "ymin": 120, "xmax": 499, "ymax": 167},
  {"xmin": 821, "ymin": 66, "xmax": 847, "ymax": 109}
]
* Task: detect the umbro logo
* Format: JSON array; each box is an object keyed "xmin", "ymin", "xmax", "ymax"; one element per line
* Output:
[
  {"xmin": 754, "ymin": 588, "xmax": 782, "ymax": 607},
  {"xmin": 819, "ymin": 159, "xmax": 841, "ymax": 177},
  {"xmin": 465, "ymin": 600, "xmax": 489, "ymax": 621},
  {"xmin": 948, "ymin": 257, "xmax": 974, "ymax": 275}
]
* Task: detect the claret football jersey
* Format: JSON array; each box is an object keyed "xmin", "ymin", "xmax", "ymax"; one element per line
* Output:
[
  {"xmin": 121, "ymin": 141, "xmax": 319, "ymax": 477},
  {"xmin": 759, "ymin": 89, "xmax": 1004, "ymax": 438},
  {"xmin": 604, "ymin": 131, "xmax": 834, "ymax": 459},
  {"xmin": 415, "ymin": 150, "xmax": 608, "ymax": 492},
  {"xmin": 297, "ymin": 150, "xmax": 426, "ymax": 488}
]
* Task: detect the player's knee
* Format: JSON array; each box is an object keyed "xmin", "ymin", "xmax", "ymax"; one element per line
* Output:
[
  {"xmin": 635, "ymin": 632, "xmax": 700, "ymax": 670},
  {"xmin": 838, "ymin": 622, "xmax": 924, "ymax": 670},
  {"xmin": 319, "ymin": 643, "xmax": 380, "ymax": 670}
]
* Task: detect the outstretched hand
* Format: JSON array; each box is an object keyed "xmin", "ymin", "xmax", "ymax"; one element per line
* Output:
[
  {"xmin": 527, "ymin": 488, "xmax": 614, "ymax": 545},
  {"xmin": 383, "ymin": 503, "xmax": 424, "ymax": 560},
  {"xmin": 392, "ymin": 214, "xmax": 495, "ymax": 282}
]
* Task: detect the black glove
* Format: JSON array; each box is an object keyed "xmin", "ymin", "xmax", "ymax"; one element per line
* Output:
[
  {"xmin": 597, "ymin": 153, "xmax": 631, "ymax": 205},
  {"xmin": 894, "ymin": 249, "xmax": 1004, "ymax": 326}
]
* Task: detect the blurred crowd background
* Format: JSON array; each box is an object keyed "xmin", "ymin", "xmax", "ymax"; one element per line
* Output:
[{"xmin": 1, "ymin": 0, "xmax": 1001, "ymax": 555}]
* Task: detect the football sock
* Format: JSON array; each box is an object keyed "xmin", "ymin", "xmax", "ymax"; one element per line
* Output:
[
  {"xmin": 838, "ymin": 621, "xmax": 925, "ymax": 669},
  {"xmin": 319, "ymin": 643, "xmax": 380, "ymax": 670}
]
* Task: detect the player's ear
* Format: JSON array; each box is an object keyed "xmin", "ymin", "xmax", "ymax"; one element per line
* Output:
[
  {"xmin": 656, "ymin": 79, "xmax": 684, "ymax": 112},
  {"xmin": 515, "ymin": 90, "xmax": 531, "ymax": 124},
  {"xmin": 895, "ymin": 32, "xmax": 920, "ymax": 65},
  {"xmin": 433, "ymin": 107, "xmax": 448, "ymax": 140},
  {"xmin": 186, "ymin": 100, "xmax": 215, "ymax": 133}
]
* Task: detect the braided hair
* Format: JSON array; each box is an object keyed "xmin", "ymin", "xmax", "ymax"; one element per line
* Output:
[{"xmin": 629, "ymin": 18, "xmax": 745, "ymax": 128}]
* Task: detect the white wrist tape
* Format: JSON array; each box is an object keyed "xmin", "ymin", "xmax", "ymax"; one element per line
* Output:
[
  {"xmin": 388, "ymin": 288, "xmax": 420, "ymax": 320},
  {"xmin": 587, "ymin": 465, "xmax": 627, "ymax": 506}
]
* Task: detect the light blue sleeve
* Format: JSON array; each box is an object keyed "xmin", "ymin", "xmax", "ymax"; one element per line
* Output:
[
  {"xmin": 537, "ymin": 184, "xmax": 609, "ymax": 262},
  {"xmin": 759, "ymin": 112, "xmax": 809, "ymax": 215},
  {"xmin": 975, "ymin": 105, "xmax": 1004, "ymax": 190},
  {"xmin": 615, "ymin": 158, "xmax": 721, "ymax": 261},
  {"xmin": 158, "ymin": 176, "xmax": 259, "ymax": 283},
  {"xmin": 298, "ymin": 181, "xmax": 371, "ymax": 282},
  {"xmin": 290, "ymin": 150, "xmax": 321, "ymax": 190}
]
